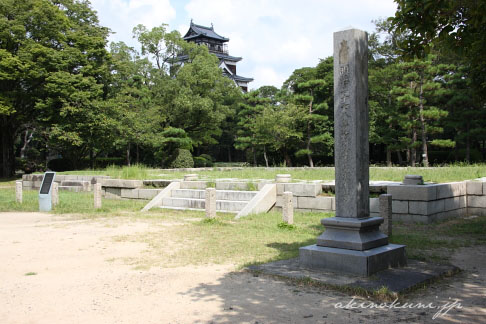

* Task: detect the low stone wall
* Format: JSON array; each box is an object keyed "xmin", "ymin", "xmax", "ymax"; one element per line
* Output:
[
  {"xmin": 386, "ymin": 182, "xmax": 468, "ymax": 223},
  {"xmin": 466, "ymin": 178, "xmax": 486, "ymax": 216},
  {"xmin": 22, "ymin": 174, "xmax": 110, "ymax": 191}
]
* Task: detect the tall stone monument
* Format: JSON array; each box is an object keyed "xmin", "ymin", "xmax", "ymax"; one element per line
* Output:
[{"xmin": 299, "ymin": 29, "xmax": 406, "ymax": 276}]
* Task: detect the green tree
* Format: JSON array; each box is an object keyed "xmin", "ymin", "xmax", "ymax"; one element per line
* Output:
[{"xmin": 391, "ymin": 57, "xmax": 453, "ymax": 166}]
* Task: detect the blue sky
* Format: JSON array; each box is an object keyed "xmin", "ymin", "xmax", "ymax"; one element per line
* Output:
[{"xmin": 90, "ymin": 0, "xmax": 398, "ymax": 90}]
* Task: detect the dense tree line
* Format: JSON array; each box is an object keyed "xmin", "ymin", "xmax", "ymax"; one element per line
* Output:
[{"xmin": 1, "ymin": 0, "xmax": 485, "ymax": 177}]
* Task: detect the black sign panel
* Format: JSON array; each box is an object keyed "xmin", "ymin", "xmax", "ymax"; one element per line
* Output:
[{"xmin": 40, "ymin": 172, "xmax": 55, "ymax": 194}]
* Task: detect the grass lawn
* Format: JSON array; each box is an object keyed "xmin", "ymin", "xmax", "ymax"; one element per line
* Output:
[
  {"xmin": 41, "ymin": 164, "xmax": 486, "ymax": 183},
  {"xmin": 1, "ymin": 187, "xmax": 484, "ymax": 270}
]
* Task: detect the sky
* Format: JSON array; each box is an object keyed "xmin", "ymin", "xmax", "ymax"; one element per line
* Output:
[{"xmin": 90, "ymin": 0, "xmax": 398, "ymax": 90}]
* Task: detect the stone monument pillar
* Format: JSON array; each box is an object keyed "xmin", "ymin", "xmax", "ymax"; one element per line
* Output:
[
  {"xmin": 299, "ymin": 29, "xmax": 406, "ymax": 276},
  {"xmin": 282, "ymin": 191, "xmax": 294, "ymax": 224},
  {"xmin": 205, "ymin": 188, "xmax": 216, "ymax": 219},
  {"xmin": 52, "ymin": 182, "xmax": 59, "ymax": 206},
  {"xmin": 16, "ymin": 181, "xmax": 22, "ymax": 203},
  {"xmin": 94, "ymin": 183, "xmax": 102, "ymax": 209}
]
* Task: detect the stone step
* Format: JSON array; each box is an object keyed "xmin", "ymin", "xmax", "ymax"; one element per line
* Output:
[
  {"xmin": 59, "ymin": 186, "xmax": 83, "ymax": 192},
  {"xmin": 158, "ymin": 206, "xmax": 238, "ymax": 214},
  {"xmin": 171, "ymin": 189, "xmax": 257, "ymax": 201},
  {"xmin": 162, "ymin": 197, "xmax": 248, "ymax": 212}
]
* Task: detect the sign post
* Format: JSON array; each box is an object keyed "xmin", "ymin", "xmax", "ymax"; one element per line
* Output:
[{"xmin": 39, "ymin": 172, "xmax": 56, "ymax": 212}]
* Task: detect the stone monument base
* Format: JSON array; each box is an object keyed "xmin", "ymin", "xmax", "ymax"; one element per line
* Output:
[{"xmin": 299, "ymin": 243, "xmax": 406, "ymax": 276}]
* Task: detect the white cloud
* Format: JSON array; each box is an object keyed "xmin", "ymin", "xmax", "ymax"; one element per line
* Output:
[
  {"xmin": 89, "ymin": 0, "xmax": 397, "ymax": 89},
  {"xmin": 184, "ymin": 0, "xmax": 397, "ymax": 88},
  {"xmin": 91, "ymin": 0, "xmax": 176, "ymax": 48}
]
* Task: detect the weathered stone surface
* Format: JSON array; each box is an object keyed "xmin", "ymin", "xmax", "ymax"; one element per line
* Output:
[
  {"xmin": 282, "ymin": 192, "xmax": 294, "ymax": 224},
  {"xmin": 369, "ymin": 198, "xmax": 379, "ymax": 213},
  {"xmin": 143, "ymin": 179, "xmax": 172, "ymax": 187},
  {"xmin": 104, "ymin": 187, "xmax": 121, "ymax": 199},
  {"xmin": 387, "ymin": 184, "xmax": 438, "ymax": 201},
  {"xmin": 142, "ymin": 182, "xmax": 180, "ymax": 212},
  {"xmin": 276, "ymin": 174, "xmax": 292, "ymax": 183},
  {"xmin": 379, "ymin": 194, "xmax": 392, "ymax": 236},
  {"xmin": 215, "ymin": 182, "xmax": 250, "ymax": 191},
  {"xmin": 402, "ymin": 175, "xmax": 423, "ymax": 185},
  {"xmin": 408, "ymin": 200, "xmax": 445, "ymax": 215},
  {"xmin": 467, "ymin": 207, "xmax": 486, "ymax": 217},
  {"xmin": 299, "ymin": 244, "xmax": 406, "ymax": 276},
  {"xmin": 467, "ymin": 195, "xmax": 486, "ymax": 208},
  {"xmin": 52, "ymin": 182, "xmax": 59, "ymax": 206},
  {"xmin": 332, "ymin": 29, "xmax": 370, "ymax": 218},
  {"xmin": 101, "ymin": 179, "xmax": 143, "ymax": 189},
  {"xmin": 180, "ymin": 181, "xmax": 208, "ymax": 190},
  {"xmin": 94, "ymin": 183, "xmax": 102, "ymax": 209},
  {"xmin": 392, "ymin": 200, "xmax": 408, "ymax": 214},
  {"xmin": 235, "ymin": 184, "xmax": 276, "ymax": 219},
  {"xmin": 138, "ymin": 189, "xmax": 162, "ymax": 200},
  {"xmin": 444, "ymin": 196, "xmax": 466, "ymax": 211},
  {"xmin": 22, "ymin": 180, "xmax": 32, "ymax": 189},
  {"xmin": 466, "ymin": 181, "xmax": 483, "ymax": 195},
  {"xmin": 121, "ymin": 189, "xmax": 139, "ymax": 199},
  {"xmin": 283, "ymin": 183, "xmax": 322, "ymax": 197},
  {"xmin": 297, "ymin": 196, "xmax": 333, "ymax": 210},
  {"xmin": 16, "ymin": 181, "xmax": 22, "ymax": 203},
  {"xmin": 436, "ymin": 182, "xmax": 466, "ymax": 199},
  {"xmin": 184, "ymin": 174, "xmax": 198, "ymax": 181},
  {"xmin": 205, "ymin": 188, "xmax": 216, "ymax": 218}
]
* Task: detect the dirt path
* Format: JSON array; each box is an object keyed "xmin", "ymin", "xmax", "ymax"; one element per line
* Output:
[{"xmin": 0, "ymin": 212, "xmax": 484, "ymax": 323}]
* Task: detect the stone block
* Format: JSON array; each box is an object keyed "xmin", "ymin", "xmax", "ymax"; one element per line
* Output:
[
  {"xmin": 180, "ymin": 181, "xmax": 208, "ymax": 190},
  {"xmin": 467, "ymin": 195, "xmax": 486, "ymax": 208},
  {"xmin": 369, "ymin": 198, "xmax": 379, "ymax": 213},
  {"xmin": 101, "ymin": 179, "xmax": 143, "ymax": 189},
  {"xmin": 379, "ymin": 194, "xmax": 392, "ymax": 236},
  {"xmin": 215, "ymin": 182, "xmax": 249, "ymax": 191},
  {"xmin": 409, "ymin": 200, "xmax": 445, "ymax": 215},
  {"xmin": 466, "ymin": 181, "xmax": 483, "ymax": 195},
  {"xmin": 142, "ymin": 182, "xmax": 181, "ymax": 212},
  {"xmin": 235, "ymin": 184, "xmax": 277, "ymax": 219},
  {"xmin": 283, "ymin": 183, "xmax": 322, "ymax": 197},
  {"xmin": 299, "ymin": 244, "xmax": 407, "ymax": 276},
  {"xmin": 276, "ymin": 174, "xmax": 291, "ymax": 183},
  {"xmin": 444, "ymin": 196, "xmax": 466, "ymax": 211},
  {"xmin": 276, "ymin": 183, "xmax": 285, "ymax": 195},
  {"xmin": 104, "ymin": 187, "xmax": 121, "ymax": 199},
  {"xmin": 392, "ymin": 213, "xmax": 413, "ymax": 223},
  {"xmin": 257, "ymin": 181, "xmax": 272, "ymax": 191},
  {"xmin": 436, "ymin": 182, "xmax": 466, "ymax": 199},
  {"xmin": 387, "ymin": 184, "xmax": 438, "ymax": 201},
  {"xmin": 16, "ymin": 181, "xmax": 22, "ymax": 203},
  {"xmin": 121, "ymin": 189, "xmax": 139, "ymax": 199},
  {"xmin": 143, "ymin": 179, "xmax": 172, "ymax": 188},
  {"xmin": 275, "ymin": 195, "xmax": 283, "ymax": 207},
  {"xmin": 138, "ymin": 189, "xmax": 162, "ymax": 200},
  {"xmin": 94, "ymin": 183, "xmax": 102, "ymax": 209},
  {"xmin": 392, "ymin": 200, "xmax": 408, "ymax": 214},
  {"xmin": 370, "ymin": 212, "xmax": 379, "ymax": 218},
  {"xmin": 22, "ymin": 180, "xmax": 33, "ymax": 189},
  {"xmin": 331, "ymin": 197, "xmax": 336, "ymax": 211},
  {"xmin": 467, "ymin": 207, "xmax": 486, "ymax": 217},
  {"xmin": 22, "ymin": 174, "xmax": 32, "ymax": 181},
  {"xmin": 297, "ymin": 196, "xmax": 332, "ymax": 210}
]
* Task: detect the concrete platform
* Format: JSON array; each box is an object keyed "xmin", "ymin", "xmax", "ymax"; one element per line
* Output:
[{"xmin": 248, "ymin": 258, "xmax": 459, "ymax": 294}]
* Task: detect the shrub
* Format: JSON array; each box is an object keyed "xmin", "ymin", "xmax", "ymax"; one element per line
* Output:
[
  {"xmin": 193, "ymin": 157, "xmax": 207, "ymax": 168},
  {"xmin": 47, "ymin": 158, "xmax": 74, "ymax": 172},
  {"xmin": 169, "ymin": 149, "xmax": 194, "ymax": 168}
]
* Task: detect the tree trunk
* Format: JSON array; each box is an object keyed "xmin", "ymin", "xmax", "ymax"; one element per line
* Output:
[
  {"xmin": 465, "ymin": 121, "xmax": 470, "ymax": 163},
  {"xmin": 136, "ymin": 143, "xmax": 140, "ymax": 164},
  {"xmin": 228, "ymin": 146, "xmax": 232, "ymax": 162},
  {"xmin": 397, "ymin": 151, "xmax": 403, "ymax": 165},
  {"xmin": 252, "ymin": 146, "xmax": 257, "ymax": 166},
  {"xmin": 1, "ymin": 117, "xmax": 15, "ymax": 177},
  {"xmin": 418, "ymin": 81, "xmax": 429, "ymax": 167},
  {"xmin": 20, "ymin": 128, "xmax": 35, "ymax": 159},
  {"xmin": 90, "ymin": 148, "xmax": 94, "ymax": 169},
  {"xmin": 386, "ymin": 146, "xmax": 392, "ymax": 167},
  {"xmin": 263, "ymin": 146, "xmax": 269, "ymax": 168},
  {"xmin": 126, "ymin": 143, "xmax": 131, "ymax": 166},
  {"xmin": 306, "ymin": 97, "xmax": 314, "ymax": 168},
  {"xmin": 283, "ymin": 148, "xmax": 292, "ymax": 167},
  {"xmin": 411, "ymin": 127, "xmax": 417, "ymax": 167}
]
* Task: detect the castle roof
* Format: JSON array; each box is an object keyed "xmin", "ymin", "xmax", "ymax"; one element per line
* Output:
[{"xmin": 184, "ymin": 21, "xmax": 229, "ymax": 42}]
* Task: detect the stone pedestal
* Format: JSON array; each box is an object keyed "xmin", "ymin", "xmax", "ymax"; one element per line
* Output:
[
  {"xmin": 205, "ymin": 188, "xmax": 216, "ymax": 218},
  {"xmin": 184, "ymin": 174, "xmax": 198, "ymax": 181},
  {"xmin": 299, "ymin": 28, "xmax": 406, "ymax": 276},
  {"xmin": 282, "ymin": 191, "xmax": 293, "ymax": 224},
  {"xmin": 276, "ymin": 174, "xmax": 291, "ymax": 183},
  {"xmin": 94, "ymin": 183, "xmax": 102, "ymax": 209},
  {"xmin": 16, "ymin": 181, "xmax": 22, "ymax": 203}
]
